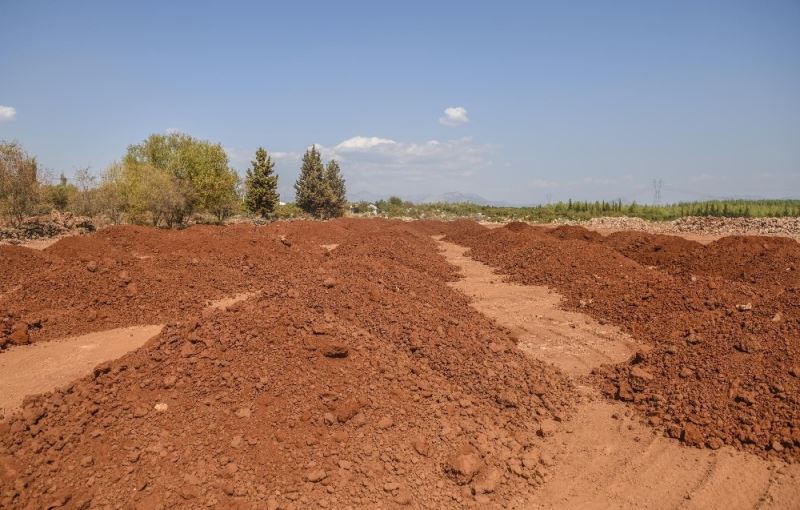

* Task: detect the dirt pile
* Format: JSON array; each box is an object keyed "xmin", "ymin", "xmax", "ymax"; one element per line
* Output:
[
  {"xmin": 446, "ymin": 222, "xmax": 800, "ymax": 461},
  {"xmin": 0, "ymin": 223, "xmax": 574, "ymax": 508},
  {"xmin": 603, "ymin": 232, "xmax": 800, "ymax": 291},
  {"xmin": 0, "ymin": 223, "xmax": 352, "ymax": 347}
]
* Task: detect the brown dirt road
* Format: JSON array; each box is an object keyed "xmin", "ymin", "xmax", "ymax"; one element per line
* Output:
[{"xmin": 437, "ymin": 238, "xmax": 800, "ymax": 509}]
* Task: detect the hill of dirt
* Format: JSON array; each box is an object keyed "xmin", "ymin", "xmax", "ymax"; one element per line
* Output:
[{"xmin": 0, "ymin": 222, "xmax": 574, "ymax": 509}]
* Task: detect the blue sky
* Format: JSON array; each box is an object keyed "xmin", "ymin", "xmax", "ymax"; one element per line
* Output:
[{"xmin": 1, "ymin": 0, "xmax": 798, "ymax": 204}]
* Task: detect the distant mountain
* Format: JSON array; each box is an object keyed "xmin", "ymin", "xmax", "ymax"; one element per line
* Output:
[
  {"xmin": 418, "ymin": 192, "xmax": 498, "ymax": 206},
  {"xmin": 346, "ymin": 190, "xmax": 508, "ymax": 206},
  {"xmin": 347, "ymin": 190, "xmax": 386, "ymax": 203}
]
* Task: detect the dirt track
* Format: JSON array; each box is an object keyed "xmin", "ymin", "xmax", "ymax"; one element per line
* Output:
[
  {"xmin": 438, "ymin": 238, "xmax": 800, "ymax": 509},
  {"xmin": 1, "ymin": 219, "xmax": 798, "ymax": 508}
]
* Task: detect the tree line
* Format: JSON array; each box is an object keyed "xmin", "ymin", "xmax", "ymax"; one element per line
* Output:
[{"xmin": 0, "ymin": 134, "xmax": 346, "ymax": 227}]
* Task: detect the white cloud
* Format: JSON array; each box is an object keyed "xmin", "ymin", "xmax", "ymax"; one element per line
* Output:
[
  {"xmin": 335, "ymin": 136, "xmax": 397, "ymax": 151},
  {"xmin": 313, "ymin": 135, "xmax": 492, "ymax": 187},
  {"xmin": 0, "ymin": 105, "xmax": 17, "ymax": 122},
  {"xmin": 439, "ymin": 106, "xmax": 469, "ymax": 126},
  {"xmin": 165, "ymin": 127, "xmax": 181, "ymax": 134},
  {"xmin": 272, "ymin": 151, "xmax": 301, "ymax": 160},
  {"xmin": 231, "ymin": 134, "xmax": 494, "ymax": 199}
]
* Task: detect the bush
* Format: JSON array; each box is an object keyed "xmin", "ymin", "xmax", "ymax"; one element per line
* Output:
[
  {"xmin": 123, "ymin": 132, "xmax": 241, "ymax": 222},
  {"xmin": 0, "ymin": 141, "xmax": 40, "ymax": 225},
  {"xmin": 44, "ymin": 174, "xmax": 77, "ymax": 212}
]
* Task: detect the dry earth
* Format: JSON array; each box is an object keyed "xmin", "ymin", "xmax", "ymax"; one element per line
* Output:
[
  {"xmin": 438, "ymin": 238, "xmax": 800, "ymax": 509},
  {"xmin": 0, "ymin": 219, "xmax": 798, "ymax": 508},
  {"xmin": 0, "ymin": 326, "xmax": 163, "ymax": 415}
]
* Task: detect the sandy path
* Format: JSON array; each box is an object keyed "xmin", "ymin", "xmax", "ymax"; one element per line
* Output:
[
  {"xmin": 0, "ymin": 325, "xmax": 163, "ymax": 415},
  {"xmin": 438, "ymin": 238, "xmax": 640, "ymax": 376},
  {"xmin": 437, "ymin": 238, "xmax": 800, "ymax": 509}
]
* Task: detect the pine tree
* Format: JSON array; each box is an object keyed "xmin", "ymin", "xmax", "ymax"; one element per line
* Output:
[
  {"xmin": 294, "ymin": 146, "xmax": 326, "ymax": 217},
  {"xmin": 294, "ymin": 146, "xmax": 348, "ymax": 219},
  {"xmin": 323, "ymin": 159, "xmax": 346, "ymax": 218},
  {"xmin": 244, "ymin": 147, "xmax": 279, "ymax": 218}
]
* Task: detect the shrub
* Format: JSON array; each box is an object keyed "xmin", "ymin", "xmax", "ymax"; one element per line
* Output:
[{"xmin": 0, "ymin": 141, "xmax": 40, "ymax": 225}]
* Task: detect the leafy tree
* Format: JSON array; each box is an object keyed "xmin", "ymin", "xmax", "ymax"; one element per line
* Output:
[
  {"xmin": 71, "ymin": 167, "xmax": 100, "ymax": 217},
  {"xmin": 96, "ymin": 163, "xmax": 127, "ymax": 224},
  {"xmin": 244, "ymin": 147, "xmax": 279, "ymax": 218},
  {"xmin": 0, "ymin": 141, "xmax": 40, "ymax": 225},
  {"xmin": 323, "ymin": 160, "xmax": 346, "ymax": 218},
  {"xmin": 294, "ymin": 146, "xmax": 327, "ymax": 217},
  {"xmin": 123, "ymin": 132, "xmax": 240, "ymax": 221},
  {"xmin": 112, "ymin": 163, "xmax": 180, "ymax": 226},
  {"xmin": 47, "ymin": 173, "xmax": 76, "ymax": 212}
]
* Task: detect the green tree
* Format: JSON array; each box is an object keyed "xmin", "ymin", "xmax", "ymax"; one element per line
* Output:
[
  {"xmin": 96, "ymin": 163, "xmax": 126, "ymax": 224},
  {"xmin": 294, "ymin": 146, "xmax": 327, "ymax": 217},
  {"xmin": 244, "ymin": 147, "xmax": 279, "ymax": 218},
  {"xmin": 71, "ymin": 167, "xmax": 100, "ymax": 217},
  {"xmin": 323, "ymin": 159, "xmax": 346, "ymax": 218},
  {"xmin": 47, "ymin": 173, "xmax": 76, "ymax": 212},
  {"xmin": 0, "ymin": 141, "xmax": 40, "ymax": 225},
  {"xmin": 294, "ymin": 147, "xmax": 348, "ymax": 219},
  {"xmin": 123, "ymin": 132, "xmax": 240, "ymax": 222}
]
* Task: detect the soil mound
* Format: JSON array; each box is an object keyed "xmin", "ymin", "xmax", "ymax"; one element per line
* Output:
[
  {"xmin": 445, "ymin": 220, "xmax": 489, "ymax": 240},
  {"xmin": 1, "ymin": 224, "xmax": 325, "ymax": 347},
  {"xmin": 445, "ymin": 221, "xmax": 800, "ymax": 461},
  {"xmin": 505, "ymin": 222, "xmax": 532, "ymax": 233},
  {"xmin": 545, "ymin": 225, "xmax": 604, "ymax": 242},
  {"xmin": 0, "ymin": 222, "xmax": 574, "ymax": 508},
  {"xmin": 603, "ymin": 232, "xmax": 800, "ymax": 290}
]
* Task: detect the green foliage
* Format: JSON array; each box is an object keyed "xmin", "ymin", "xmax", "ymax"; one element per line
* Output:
[
  {"xmin": 45, "ymin": 173, "xmax": 77, "ymax": 212},
  {"xmin": 95, "ymin": 163, "xmax": 126, "ymax": 224},
  {"xmin": 364, "ymin": 199, "xmax": 800, "ymax": 222},
  {"xmin": 244, "ymin": 147, "xmax": 279, "ymax": 218},
  {"xmin": 294, "ymin": 146, "xmax": 326, "ymax": 217},
  {"xmin": 323, "ymin": 160, "xmax": 346, "ymax": 218},
  {"xmin": 294, "ymin": 147, "xmax": 347, "ymax": 219},
  {"xmin": 70, "ymin": 168, "xmax": 101, "ymax": 217},
  {"xmin": 0, "ymin": 141, "xmax": 40, "ymax": 225},
  {"xmin": 113, "ymin": 163, "xmax": 186, "ymax": 226},
  {"xmin": 123, "ymin": 132, "xmax": 240, "ymax": 222},
  {"xmin": 275, "ymin": 202, "xmax": 303, "ymax": 219}
]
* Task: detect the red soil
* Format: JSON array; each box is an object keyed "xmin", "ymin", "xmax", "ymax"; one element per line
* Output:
[
  {"xmin": 446, "ymin": 223, "xmax": 800, "ymax": 461},
  {"xmin": 0, "ymin": 221, "xmax": 574, "ymax": 509}
]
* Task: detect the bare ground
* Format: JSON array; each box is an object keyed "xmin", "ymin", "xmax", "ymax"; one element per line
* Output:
[
  {"xmin": 436, "ymin": 238, "xmax": 800, "ymax": 509},
  {"xmin": 0, "ymin": 325, "xmax": 163, "ymax": 415},
  {"xmin": 1, "ymin": 221, "xmax": 797, "ymax": 508}
]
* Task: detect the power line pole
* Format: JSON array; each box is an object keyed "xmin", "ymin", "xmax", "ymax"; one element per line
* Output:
[{"xmin": 652, "ymin": 179, "xmax": 663, "ymax": 204}]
